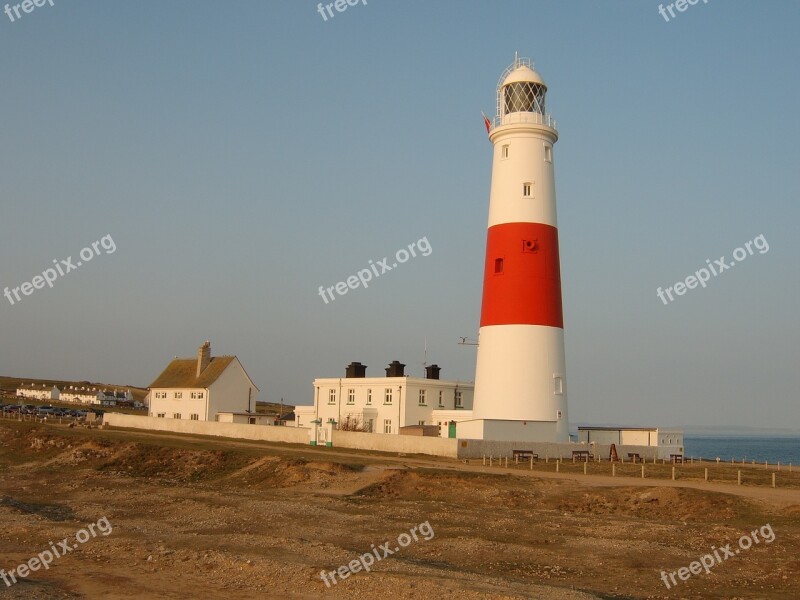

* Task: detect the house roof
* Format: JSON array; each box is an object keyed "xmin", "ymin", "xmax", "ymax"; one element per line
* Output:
[{"xmin": 148, "ymin": 356, "xmax": 236, "ymax": 389}]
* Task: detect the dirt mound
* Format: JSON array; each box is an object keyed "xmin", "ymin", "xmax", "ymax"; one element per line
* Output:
[
  {"xmin": 98, "ymin": 443, "xmax": 251, "ymax": 482},
  {"xmin": 357, "ymin": 469, "xmax": 545, "ymax": 507},
  {"xmin": 223, "ymin": 457, "xmax": 363, "ymax": 489},
  {"xmin": 545, "ymin": 486, "xmax": 746, "ymax": 521}
]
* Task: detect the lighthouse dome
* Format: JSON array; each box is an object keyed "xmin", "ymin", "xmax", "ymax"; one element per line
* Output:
[{"xmin": 502, "ymin": 64, "xmax": 546, "ymax": 87}]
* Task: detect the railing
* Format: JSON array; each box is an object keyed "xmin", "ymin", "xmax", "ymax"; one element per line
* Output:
[{"xmin": 491, "ymin": 111, "xmax": 557, "ymax": 132}]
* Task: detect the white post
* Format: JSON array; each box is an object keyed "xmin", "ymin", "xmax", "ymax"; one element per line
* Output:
[
  {"xmin": 612, "ymin": 463, "xmax": 616, "ymax": 477},
  {"xmin": 704, "ymin": 468, "xmax": 708, "ymax": 481}
]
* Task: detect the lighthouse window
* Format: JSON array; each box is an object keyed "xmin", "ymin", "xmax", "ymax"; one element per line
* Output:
[
  {"xmin": 544, "ymin": 145, "xmax": 553, "ymax": 162},
  {"xmin": 502, "ymin": 145, "xmax": 509, "ymax": 159},
  {"xmin": 554, "ymin": 376, "xmax": 564, "ymax": 395},
  {"xmin": 523, "ymin": 183, "xmax": 533, "ymax": 197},
  {"xmin": 494, "ymin": 258, "xmax": 504, "ymax": 274}
]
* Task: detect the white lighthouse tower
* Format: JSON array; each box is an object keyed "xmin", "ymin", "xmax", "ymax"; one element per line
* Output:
[{"xmin": 461, "ymin": 56, "xmax": 569, "ymax": 443}]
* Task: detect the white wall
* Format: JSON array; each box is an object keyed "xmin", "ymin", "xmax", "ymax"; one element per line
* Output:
[
  {"xmin": 149, "ymin": 391, "xmax": 207, "ymax": 420},
  {"xmin": 457, "ymin": 418, "xmax": 560, "ymax": 443},
  {"xmin": 105, "ymin": 413, "xmax": 308, "ymax": 444},
  {"xmin": 208, "ymin": 358, "xmax": 256, "ymax": 418}
]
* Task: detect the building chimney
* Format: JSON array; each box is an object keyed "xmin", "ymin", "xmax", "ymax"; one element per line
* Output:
[
  {"xmin": 197, "ymin": 341, "xmax": 211, "ymax": 377},
  {"xmin": 385, "ymin": 360, "xmax": 406, "ymax": 377},
  {"xmin": 345, "ymin": 362, "xmax": 367, "ymax": 378},
  {"xmin": 425, "ymin": 364, "xmax": 441, "ymax": 380}
]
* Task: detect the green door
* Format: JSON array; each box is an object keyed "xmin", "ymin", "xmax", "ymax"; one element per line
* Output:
[{"xmin": 448, "ymin": 421, "xmax": 456, "ymax": 438}]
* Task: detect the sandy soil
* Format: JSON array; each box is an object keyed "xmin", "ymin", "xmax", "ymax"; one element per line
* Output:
[{"xmin": 0, "ymin": 420, "xmax": 798, "ymax": 599}]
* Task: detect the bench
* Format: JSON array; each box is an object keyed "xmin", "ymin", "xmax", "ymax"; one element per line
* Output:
[
  {"xmin": 512, "ymin": 450, "xmax": 538, "ymax": 461},
  {"xmin": 572, "ymin": 450, "xmax": 593, "ymax": 462},
  {"xmin": 627, "ymin": 453, "xmax": 641, "ymax": 463},
  {"xmin": 670, "ymin": 454, "xmax": 683, "ymax": 464}
]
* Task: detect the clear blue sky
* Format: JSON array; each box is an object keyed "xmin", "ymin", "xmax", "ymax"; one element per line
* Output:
[{"xmin": 1, "ymin": 1, "xmax": 798, "ymax": 430}]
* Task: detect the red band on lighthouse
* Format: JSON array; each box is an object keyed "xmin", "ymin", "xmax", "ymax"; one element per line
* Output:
[{"xmin": 479, "ymin": 222, "xmax": 563, "ymax": 328}]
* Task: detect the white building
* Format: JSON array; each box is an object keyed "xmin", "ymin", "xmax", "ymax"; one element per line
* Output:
[
  {"xmin": 61, "ymin": 387, "xmax": 103, "ymax": 404},
  {"xmin": 295, "ymin": 361, "xmax": 474, "ymax": 437},
  {"xmin": 16, "ymin": 384, "xmax": 60, "ymax": 401},
  {"xmin": 577, "ymin": 427, "xmax": 685, "ymax": 459},
  {"xmin": 217, "ymin": 412, "xmax": 276, "ymax": 426},
  {"xmin": 148, "ymin": 341, "xmax": 259, "ymax": 422}
]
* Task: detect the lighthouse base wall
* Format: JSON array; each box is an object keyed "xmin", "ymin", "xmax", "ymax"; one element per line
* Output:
[{"xmin": 456, "ymin": 418, "xmax": 568, "ymax": 443}]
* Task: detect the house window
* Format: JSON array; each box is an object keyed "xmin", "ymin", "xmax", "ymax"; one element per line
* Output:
[
  {"xmin": 384, "ymin": 388, "xmax": 393, "ymax": 404},
  {"xmin": 418, "ymin": 390, "xmax": 426, "ymax": 406},
  {"xmin": 383, "ymin": 419, "xmax": 393, "ymax": 434},
  {"xmin": 419, "ymin": 420, "xmax": 425, "ymax": 426},
  {"xmin": 174, "ymin": 392, "xmax": 182, "ymax": 399},
  {"xmin": 347, "ymin": 389, "xmax": 355, "ymax": 404},
  {"xmin": 328, "ymin": 389, "xmax": 336, "ymax": 404},
  {"xmin": 365, "ymin": 419, "xmax": 373, "ymax": 433},
  {"xmin": 190, "ymin": 392, "xmax": 204, "ymax": 399},
  {"xmin": 249, "ymin": 417, "xmax": 256, "ymax": 425},
  {"xmin": 494, "ymin": 257, "xmax": 504, "ymax": 274},
  {"xmin": 502, "ymin": 144, "xmax": 509, "ymax": 159},
  {"xmin": 438, "ymin": 391, "xmax": 443, "ymax": 407},
  {"xmin": 557, "ymin": 410, "xmax": 562, "ymax": 419},
  {"xmin": 523, "ymin": 182, "xmax": 533, "ymax": 197},
  {"xmin": 455, "ymin": 390, "xmax": 462, "ymax": 408},
  {"xmin": 190, "ymin": 414, "xmax": 199, "ymax": 420},
  {"xmin": 366, "ymin": 389, "xmax": 372, "ymax": 405},
  {"xmin": 173, "ymin": 413, "xmax": 181, "ymax": 419},
  {"xmin": 157, "ymin": 413, "xmax": 165, "ymax": 418},
  {"xmin": 544, "ymin": 144, "xmax": 553, "ymax": 162},
  {"xmin": 554, "ymin": 376, "xmax": 564, "ymax": 395},
  {"xmin": 155, "ymin": 392, "xmax": 167, "ymax": 399}
]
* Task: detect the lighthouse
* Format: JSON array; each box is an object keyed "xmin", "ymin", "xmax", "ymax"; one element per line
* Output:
[{"xmin": 464, "ymin": 56, "xmax": 569, "ymax": 443}]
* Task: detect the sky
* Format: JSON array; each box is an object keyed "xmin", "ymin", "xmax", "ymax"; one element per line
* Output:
[{"xmin": 1, "ymin": 1, "xmax": 798, "ymax": 430}]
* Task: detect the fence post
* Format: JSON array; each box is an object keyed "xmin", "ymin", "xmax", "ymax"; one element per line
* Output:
[
  {"xmin": 641, "ymin": 464, "xmax": 645, "ymax": 479},
  {"xmin": 489, "ymin": 455, "xmax": 492, "ymax": 467},
  {"xmin": 704, "ymin": 468, "xmax": 708, "ymax": 481},
  {"xmin": 765, "ymin": 460, "xmax": 768, "ymax": 470},
  {"xmin": 505, "ymin": 456, "xmax": 508, "ymax": 468},
  {"xmin": 530, "ymin": 455, "xmax": 533, "ymax": 470},
  {"xmin": 515, "ymin": 455, "xmax": 518, "ymax": 464},
  {"xmin": 556, "ymin": 460, "xmax": 559, "ymax": 473},
  {"xmin": 672, "ymin": 466, "xmax": 675, "ymax": 481},
  {"xmin": 583, "ymin": 462, "xmax": 587, "ymax": 475},
  {"xmin": 737, "ymin": 470, "xmax": 741, "ymax": 486},
  {"xmin": 772, "ymin": 473, "xmax": 776, "ymax": 488},
  {"xmin": 612, "ymin": 464, "xmax": 616, "ymax": 477},
  {"xmin": 483, "ymin": 455, "xmax": 486, "ymax": 466}
]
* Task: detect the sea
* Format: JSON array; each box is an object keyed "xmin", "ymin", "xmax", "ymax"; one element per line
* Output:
[{"xmin": 684, "ymin": 436, "xmax": 800, "ymax": 465}]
